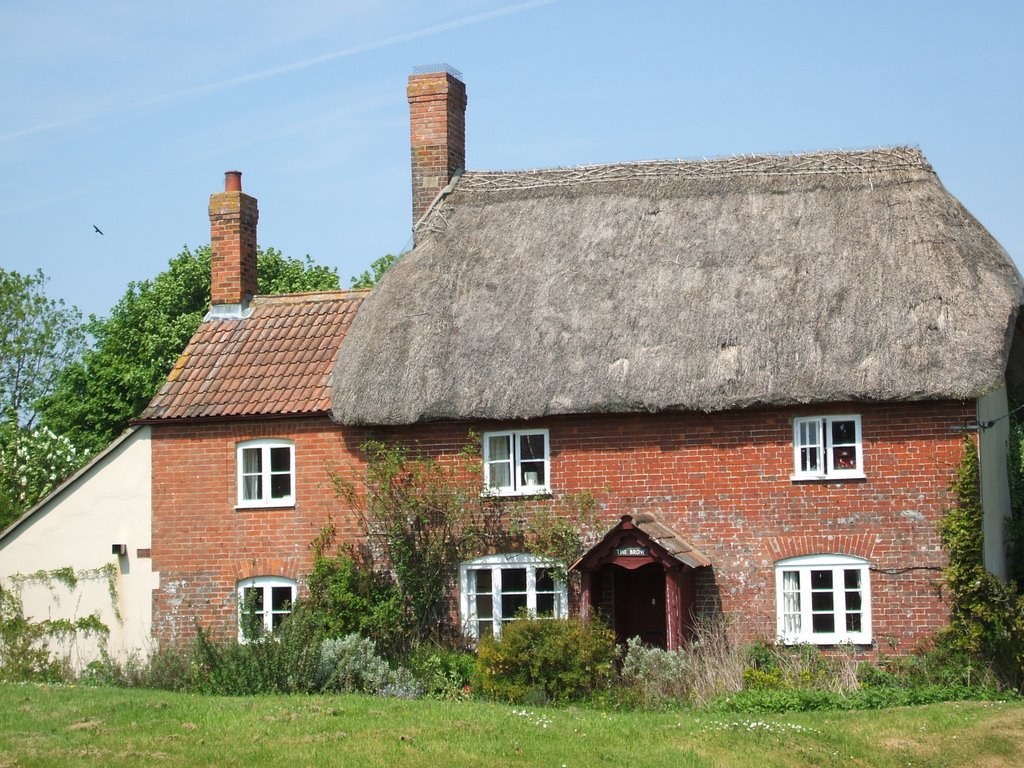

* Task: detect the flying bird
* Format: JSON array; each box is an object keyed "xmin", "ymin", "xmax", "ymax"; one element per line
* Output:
[{"xmin": 93, "ymin": 225, "xmax": 104, "ymax": 235}]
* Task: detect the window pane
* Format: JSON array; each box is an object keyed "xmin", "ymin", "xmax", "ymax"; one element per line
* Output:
[
  {"xmin": 503, "ymin": 568, "xmax": 527, "ymax": 592},
  {"xmin": 271, "ymin": 587, "xmax": 292, "ymax": 612},
  {"xmin": 474, "ymin": 569, "xmax": 492, "ymax": 593},
  {"xmin": 477, "ymin": 620, "xmax": 492, "ymax": 639},
  {"xmin": 243, "ymin": 448, "xmax": 262, "ymax": 474},
  {"xmin": 520, "ymin": 461, "xmax": 545, "ymax": 488},
  {"xmin": 502, "ymin": 593, "xmax": 527, "ymax": 618},
  {"xmin": 243, "ymin": 475, "xmax": 262, "ymax": 501},
  {"xmin": 488, "ymin": 435, "xmax": 511, "ymax": 461},
  {"xmin": 272, "ymin": 613, "xmax": 286, "ymax": 630},
  {"xmin": 476, "ymin": 595, "xmax": 493, "ymax": 620},
  {"xmin": 846, "ymin": 612, "xmax": 862, "ymax": 632},
  {"xmin": 270, "ymin": 473, "xmax": 291, "ymax": 499},
  {"xmin": 247, "ymin": 587, "xmax": 264, "ymax": 612},
  {"xmin": 488, "ymin": 462, "xmax": 511, "ymax": 489},
  {"xmin": 269, "ymin": 447, "xmax": 291, "ymax": 472},
  {"xmin": 536, "ymin": 569, "xmax": 555, "ymax": 592},
  {"xmin": 810, "ymin": 570, "xmax": 833, "ymax": 590},
  {"xmin": 812, "ymin": 613, "xmax": 835, "ymax": 633},
  {"xmin": 845, "ymin": 590, "xmax": 862, "ymax": 611},
  {"xmin": 537, "ymin": 593, "xmax": 555, "ymax": 616},
  {"xmin": 832, "ymin": 445, "xmax": 857, "ymax": 470},
  {"xmin": 831, "ymin": 419, "xmax": 856, "ymax": 445},
  {"xmin": 800, "ymin": 448, "xmax": 819, "ymax": 473},
  {"xmin": 782, "ymin": 570, "xmax": 801, "ymax": 633},
  {"xmin": 811, "ymin": 591, "xmax": 834, "ymax": 612},
  {"xmin": 797, "ymin": 420, "xmax": 822, "ymax": 473},
  {"xmin": 844, "ymin": 570, "xmax": 861, "ymax": 589},
  {"xmin": 519, "ymin": 434, "xmax": 545, "ymax": 461}
]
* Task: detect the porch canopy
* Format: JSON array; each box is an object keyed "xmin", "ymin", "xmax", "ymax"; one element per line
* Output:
[
  {"xmin": 571, "ymin": 513, "xmax": 711, "ymax": 573},
  {"xmin": 571, "ymin": 514, "xmax": 710, "ymax": 649}
]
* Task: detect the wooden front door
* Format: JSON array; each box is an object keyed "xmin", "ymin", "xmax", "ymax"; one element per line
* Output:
[{"xmin": 613, "ymin": 563, "xmax": 667, "ymax": 648}]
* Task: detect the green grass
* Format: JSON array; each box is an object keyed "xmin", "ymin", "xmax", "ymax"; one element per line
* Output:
[{"xmin": 0, "ymin": 684, "xmax": 1022, "ymax": 767}]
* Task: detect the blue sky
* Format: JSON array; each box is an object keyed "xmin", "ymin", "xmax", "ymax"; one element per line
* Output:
[{"xmin": 3, "ymin": 0, "xmax": 1022, "ymax": 319}]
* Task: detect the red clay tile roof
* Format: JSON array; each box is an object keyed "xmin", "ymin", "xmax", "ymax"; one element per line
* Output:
[{"xmin": 138, "ymin": 290, "xmax": 367, "ymax": 421}]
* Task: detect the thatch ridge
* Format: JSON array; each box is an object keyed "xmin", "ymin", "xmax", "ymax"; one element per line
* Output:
[
  {"xmin": 457, "ymin": 146, "xmax": 930, "ymax": 192},
  {"xmin": 331, "ymin": 147, "xmax": 1022, "ymax": 425}
]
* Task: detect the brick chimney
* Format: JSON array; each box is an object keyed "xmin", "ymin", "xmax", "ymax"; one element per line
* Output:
[
  {"xmin": 408, "ymin": 65, "xmax": 467, "ymax": 232},
  {"xmin": 209, "ymin": 170, "xmax": 258, "ymax": 312}
]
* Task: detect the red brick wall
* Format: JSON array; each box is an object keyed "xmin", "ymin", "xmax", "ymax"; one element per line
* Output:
[
  {"xmin": 151, "ymin": 400, "xmax": 972, "ymax": 653},
  {"xmin": 408, "ymin": 71, "xmax": 466, "ymax": 227},
  {"xmin": 208, "ymin": 186, "xmax": 258, "ymax": 306},
  {"xmin": 151, "ymin": 416, "xmax": 369, "ymax": 643}
]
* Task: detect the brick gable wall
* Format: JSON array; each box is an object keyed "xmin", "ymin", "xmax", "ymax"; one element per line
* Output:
[
  {"xmin": 151, "ymin": 416, "xmax": 369, "ymax": 643},
  {"xmin": 151, "ymin": 400, "xmax": 972, "ymax": 652}
]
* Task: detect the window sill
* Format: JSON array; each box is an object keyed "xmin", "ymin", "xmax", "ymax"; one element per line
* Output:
[
  {"xmin": 481, "ymin": 487, "xmax": 552, "ymax": 499},
  {"xmin": 235, "ymin": 501, "xmax": 296, "ymax": 510},
  {"xmin": 778, "ymin": 636, "xmax": 872, "ymax": 647},
  {"xmin": 790, "ymin": 472, "xmax": 866, "ymax": 483}
]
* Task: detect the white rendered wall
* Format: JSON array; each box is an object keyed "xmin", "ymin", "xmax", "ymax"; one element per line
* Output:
[{"xmin": 0, "ymin": 427, "xmax": 157, "ymax": 669}]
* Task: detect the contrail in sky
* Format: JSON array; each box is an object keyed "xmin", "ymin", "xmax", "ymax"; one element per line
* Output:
[{"xmin": 1, "ymin": 0, "xmax": 556, "ymax": 143}]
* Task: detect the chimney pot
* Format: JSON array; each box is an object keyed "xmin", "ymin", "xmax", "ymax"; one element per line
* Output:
[{"xmin": 209, "ymin": 171, "xmax": 258, "ymax": 311}]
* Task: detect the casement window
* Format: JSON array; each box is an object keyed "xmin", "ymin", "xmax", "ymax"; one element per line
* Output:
[
  {"xmin": 483, "ymin": 430, "xmax": 550, "ymax": 496},
  {"xmin": 238, "ymin": 576, "xmax": 297, "ymax": 641},
  {"xmin": 775, "ymin": 554, "xmax": 871, "ymax": 645},
  {"xmin": 459, "ymin": 554, "xmax": 567, "ymax": 640},
  {"xmin": 792, "ymin": 415, "xmax": 863, "ymax": 480},
  {"xmin": 237, "ymin": 439, "xmax": 295, "ymax": 507}
]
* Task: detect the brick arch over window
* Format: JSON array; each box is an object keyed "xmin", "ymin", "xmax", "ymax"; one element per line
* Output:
[
  {"xmin": 763, "ymin": 533, "xmax": 878, "ymax": 563},
  {"xmin": 232, "ymin": 557, "xmax": 300, "ymax": 582}
]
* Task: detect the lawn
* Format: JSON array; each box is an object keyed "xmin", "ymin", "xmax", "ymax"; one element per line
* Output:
[{"xmin": 0, "ymin": 684, "xmax": 1021, "ymax": 767}]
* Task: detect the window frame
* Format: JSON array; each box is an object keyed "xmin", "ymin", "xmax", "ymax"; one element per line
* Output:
[
  {"xmin": 482, "ymin": 429, "xmax": 551, "ymax": 496},
  {"xmin": 791, "ymin": 415, "xmax": 864, "ymax": 480},
  {"xmin": 236, "ymin": 439, "xmax": 296, "ymax": 508},
  {"xmin": 459, "ymin": 553, "xmax": 567, "ymax": 640},
  {"xmin": 237, "ymin": 576, "xmax": 297, "ymax": 642},
  {"xmin": 774, "ymin": 554, "xmax": 872, "ymax": 645}
]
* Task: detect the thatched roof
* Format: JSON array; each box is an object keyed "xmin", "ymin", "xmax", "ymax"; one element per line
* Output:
[{"xmin": 331, "ymin": 147, "xmax": 1023, "ymax": 425}]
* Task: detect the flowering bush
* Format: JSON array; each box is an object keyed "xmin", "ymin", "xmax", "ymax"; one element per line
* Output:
[{"xmin": 0, "ymin": 421, "xmax": 80, "ymax": 528}]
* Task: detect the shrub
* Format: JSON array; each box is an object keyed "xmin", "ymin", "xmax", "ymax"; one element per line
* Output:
[
  {"xmin": 317, "ymin": 634, "xmax": 419, "ymax": 697},
  {"xmin": 475, "ymin": 617, "xmax": 617, "ymax": 703},
  {"xmin": 332, "ymin": 440, "xmax": 500, "ymax": 656},
  {"xmin": 0, "ymin": 589, "xmax": 69, "ymax": 682},
  {"xmin": 709, "ymin": 683, "xmax": 1013, "ymax": 714},
  {"xmin": 938, "ymin": 436, "xmax": 1024, "ymax": 690},
  {"xmin": 190, "ymin": 616, "xmax": 321, "ymax": 695},
  {"xmin": 620, "ymin": 616, "xmax": 746, "ymax": 707},
  {"xmin": 408, "ymin": 646, "xmax": 477, "ymax": 700},
  {"xmin": 745, "ymin": 642, "xmax": 859, "ymax": 693},
  {"xmin": 104, "ymin": 645, "xmax": 195, "ymax": 691},
  {"xmin": 858, "ymin": 647, "xmax": 1000, "ymax": 690},
  {"xmin": 300, "ymin": 548, "xmax": 406, "ymax": 661}
]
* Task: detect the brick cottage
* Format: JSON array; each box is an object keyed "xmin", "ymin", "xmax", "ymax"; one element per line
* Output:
[{"xmin": 137, "ymin": 66, "xmax": 1023, "ymax": 653}]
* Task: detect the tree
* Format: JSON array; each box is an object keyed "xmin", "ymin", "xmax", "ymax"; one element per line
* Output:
[
  {"xmin": 0, "ymin": 269, "xmax": 85, "ymax": 428},
  {"xmin": 39, "ymin": 246, "xmax": 339, "ymax": 457},
  {"xmin": 0, "ymin": 421, "xmax": 80, "ymax": 529},
  {"xmin": 349, "ymin": 253, "xmax": 397, "ymax": 289}
]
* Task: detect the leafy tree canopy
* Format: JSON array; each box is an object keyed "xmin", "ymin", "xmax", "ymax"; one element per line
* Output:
[
  {"xmin": 39, "ymin": 246, "xmax": 339, "ymax": 457},
  {"xmin": 350, "ymin": 253, "xmax": 397, "ymax": 289},
  {"xmin": 0, "ymin": 268, "xmax": 85, "ymax": 428}
]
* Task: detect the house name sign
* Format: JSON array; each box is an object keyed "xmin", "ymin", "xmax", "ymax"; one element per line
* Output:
[{"xmin": 614, "ymin": 546, "xmax": 649, "ymax": 557}]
